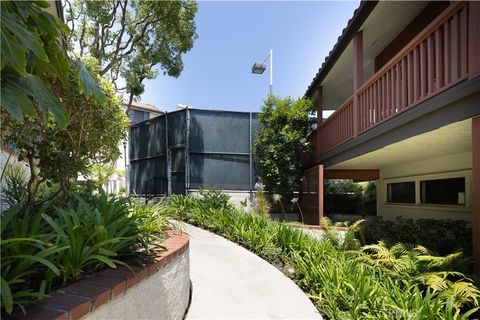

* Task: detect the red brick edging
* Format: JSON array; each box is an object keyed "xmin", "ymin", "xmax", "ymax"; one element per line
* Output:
[{"xmin": 17, "ymin": 230, "xmax": 189, "ymax": 320}]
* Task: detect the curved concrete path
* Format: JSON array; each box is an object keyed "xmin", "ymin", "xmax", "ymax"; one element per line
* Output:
[{"xmin": 184, "ymin": 223, "xmax": 322, "ymax": 320}]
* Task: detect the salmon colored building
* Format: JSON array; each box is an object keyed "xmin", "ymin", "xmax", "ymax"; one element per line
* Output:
[{"xmin": 299, "ymin": 1, "xmax": 480, "ymax": 273}]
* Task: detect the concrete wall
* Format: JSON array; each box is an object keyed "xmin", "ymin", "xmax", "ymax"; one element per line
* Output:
[
  {"xmin": 84, "ymin": 249, "xmax": 190, "ymax": 320},
  {"xmin": 377, "ymin": 151, "xmax": 472, "ymax": 221},
  {"xmin": 188, "ymin": 189, "xmax": 253, "ymax": 210}
]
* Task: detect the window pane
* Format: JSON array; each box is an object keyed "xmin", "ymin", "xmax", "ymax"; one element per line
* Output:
[
  {"xmin": 387, "ymin": 182, "xmax": 415, "ymax": 203},
  {"xmin": 421, "ymin": 177, "xmax": 465, "ymax": 205}
]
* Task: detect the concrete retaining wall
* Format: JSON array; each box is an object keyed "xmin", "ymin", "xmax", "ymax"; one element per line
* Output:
[{"xmin": 85, "ymin": 249, "xmax": 190, "ymax": 320}]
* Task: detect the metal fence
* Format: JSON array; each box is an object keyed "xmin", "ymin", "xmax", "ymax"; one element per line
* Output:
[{"xmin": 129, "ymin": 108, "xmax": 261, "ymax": 196}]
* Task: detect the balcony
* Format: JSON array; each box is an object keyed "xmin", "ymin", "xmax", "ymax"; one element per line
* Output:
[{"xmin": 307, "ymin": 1, "xmax": 478, "ymax": 165}]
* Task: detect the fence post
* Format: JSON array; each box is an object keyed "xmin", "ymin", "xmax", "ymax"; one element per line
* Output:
[
  {"xmin": 165, "ymin": 112, "xmax": 172, "ymax": 196},
  {"xmin": 184, "ymin": 107, "xmax": 191, "ymax": 195}
]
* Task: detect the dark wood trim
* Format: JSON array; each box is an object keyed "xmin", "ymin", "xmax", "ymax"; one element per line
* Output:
[
  {"xmin": 325, "ymin": 169, "xmax": 379, "ymax": 182},
  {"xmin": 305, "ymin": 1, "xmax": 378, "ymax": 97},
  {"xmin": 306, "ymin": 75, "xmax": 480, "ymax": 168},
  {"xmin": 353, "ymin": 31, "xmax": 363, "ymax": 137},
  {"xmin": 374, "ymin": 1, "xmax": 449, "ymax": 72},
  {"xmin": 468, "ymin": 1, "xmax": 480, "ymax": 76}
]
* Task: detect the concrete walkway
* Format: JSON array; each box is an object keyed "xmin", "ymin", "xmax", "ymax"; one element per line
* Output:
[{"xmin": 184, "ymin": 223, "xmax": 322, "ymax": 320}]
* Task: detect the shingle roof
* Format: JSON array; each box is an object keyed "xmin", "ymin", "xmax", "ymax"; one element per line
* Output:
[
  {"xmin": 304, "ymin": 0, "xmax": 378, "ymax": 98},
  {"xmin": 122, "ymin": 100, "xmax": 163, "ymax": 114}
]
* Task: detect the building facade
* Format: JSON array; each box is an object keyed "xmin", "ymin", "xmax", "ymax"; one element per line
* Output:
[{"xmin": 299, "ymin": 1, "xmax": 480, "ymax": 272}]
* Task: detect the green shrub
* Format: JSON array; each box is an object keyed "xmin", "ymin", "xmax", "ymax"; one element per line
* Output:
[
  {"xmin": 363, "ymin": 216, "xmax": 472, "ymax": 256},
  {"xmin": 1, "ymin": 193, "xmax": 169, "ymax": 316},
  {"xmin": 198, "ymin": 188, "xmax": 232, "ymax": 210},
  {"xmin": 166, "ymin": 192, "xmax": 479, "ymax": 319},
  {"xmin": 1, "ymin": 205, "xmax": 67, "ymax": 315}
]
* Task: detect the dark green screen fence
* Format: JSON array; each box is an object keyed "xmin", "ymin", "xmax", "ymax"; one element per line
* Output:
[{"xmin": 129, "ymin": 108, "xmax": 260, "ymax": 196}]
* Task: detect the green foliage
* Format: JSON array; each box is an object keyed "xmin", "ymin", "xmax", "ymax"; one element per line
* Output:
[
  {"xmin": 0, "ymin": 0, "xmax": 105, "ymax": 124},
  {"xmin": 325, "ymin": 180, "xmax": 376, "ymax": 216},
  {"xmin": 198, "ymin": 188, "xmax": 232, "ymax": 210},
  {"xmin": 165, "ymin": 192, "xmax": 479, "ymax": 319},
  {"xmin": 1, "ymin": 205, "xmax": 66, "ymax": 315},
  {"xmin": 3, "ymin": 58, "xmax": 129, "ymax": 200},
  {"xmin": 86, "ymin": 163, "xmax": 122, "ymax": 193},
  {"xmin": 1, "ymin": 161, "xmax": 28, "ymax": 207},
  {"xmin": 1, "ymin": 160, "xmax": 61, "ymax": 209},
  {"xmin": 363, "ymin": 216, "xmax": 472, "ymax": 256},
  {"xmin": 252, "ymin": 187, "xmax": 271, "ymax": 218},
  {"xmin": 254, "ymin": 96, "xmax": 315, "ymax": 200},
  {"xmin": 65, "ymin": 0, "xmax": 198, "ymax": 100},
  {"xmin": 1, "ymin": 194, "xmax": 168, "ymax": 315}
]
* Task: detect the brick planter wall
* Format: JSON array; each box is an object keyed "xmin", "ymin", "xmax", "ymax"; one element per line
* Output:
[{"xmin": 16, "ymin": 230, "xmax": 190, "ymax": 320}]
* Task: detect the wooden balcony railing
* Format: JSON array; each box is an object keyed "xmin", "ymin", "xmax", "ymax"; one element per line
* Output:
[
  {"xmin": 317, "ymin": 97, "xmax": 354, "ymax": 153},
  {"xmin": 310, "ymin": 1, "xmax": 473, "ymax": 159}
]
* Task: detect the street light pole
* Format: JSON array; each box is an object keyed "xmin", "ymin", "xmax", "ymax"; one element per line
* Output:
[
  {"xmin": 269, "ymin": 49, "xmax": 273, "ymax": 96},
  {"xmin": 251, "ymin": 49, "xmax": 273, "ymax": 96}
]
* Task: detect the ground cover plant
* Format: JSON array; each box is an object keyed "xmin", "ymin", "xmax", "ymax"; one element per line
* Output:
[
  {"xmin": 363, "ymin": 216, "xmax": 472, "ymax": 257},
  {"xmin": 164, "ymin": 191, "xmax": 479, "ymax": 320},
  {"xmin": 0, "ymin": 193, "xmax": 170, "ymax": 316}
]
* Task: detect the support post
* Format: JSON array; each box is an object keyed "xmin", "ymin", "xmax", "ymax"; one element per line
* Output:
[
  {"xmin": 185, "ymin": 107, "xmax": 190, "ymax": 195},
  {"xmin": 165, "ymin": 112, "xmax": 172, "ymax": 196},
  {"xmin": 353, "ymin": 31, "xmax": 363, "ymax": 137},
  {"xmin": 472, "ymin": 116, "xmax": 480, "ymax": 274},
  {"xmin": 318, "ymin": 164, "xmax": 324, "ymax": 225},
  {"xmin": 468, "ymin": 2, "xmax": 480, "ymax": 76}
]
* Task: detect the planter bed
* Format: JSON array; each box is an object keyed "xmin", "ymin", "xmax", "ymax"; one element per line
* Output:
[{"xmin": 12, "ymin": 230, "xmax": 189, "ymax": 320}]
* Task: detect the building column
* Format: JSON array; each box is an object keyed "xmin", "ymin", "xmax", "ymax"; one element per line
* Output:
[
  {"xmin": 318, "ymin": 164, "xmax": 324, "ymax": 225},
  {"xmin": 472, "ymin": 116, "xmax": 480, "ymax": 274},
  {"xmin": 352, "ymin": 31, "xmax": 363, "ymax": 137}
]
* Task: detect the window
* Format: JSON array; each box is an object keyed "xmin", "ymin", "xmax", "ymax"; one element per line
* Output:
[
  {"xmin": 129, "ymin": 110, "xmax": 149, "ymax": 123},
  {"xmin": 421, "ymin": 177, "xmax": 465, "ymax": 205},
  {"xmin": 387, "ymin": 181, "xmax": 415, "ymax": 203}
]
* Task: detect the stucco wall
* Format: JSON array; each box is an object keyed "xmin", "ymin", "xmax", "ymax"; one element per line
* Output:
[
  {"xmin": 84, "ymin": 249, "xmax": 190, "ymax": 320},
  {"xmin": 377, "ymin": 152, "xmax": 472, "ymax": 221}
]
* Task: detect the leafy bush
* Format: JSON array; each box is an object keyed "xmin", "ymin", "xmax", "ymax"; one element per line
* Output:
[
  {"xmin": 363, "ymin": 216, "xmax": 472, "ymax": 256},
  {"xmin": 166, "ymin": 192, "xmax": 479, "ymax": 319},
  {"xmin": 251, "ymin": 183, "xmax": 271, "ymax": 217},
  {"xmin": 324, "ymin": 180, "xmax": 376, "ymax": 216},
  {"xmin": 1, "ymin": 193, "xmax": 169, "ymax": 316},
  {"xmin": 254, "ymin": 96, "xmax": 315, "ymax": 200},
  {"xmin": 198, "ymin": 188, "xmax": 231, "ymax": 210}
]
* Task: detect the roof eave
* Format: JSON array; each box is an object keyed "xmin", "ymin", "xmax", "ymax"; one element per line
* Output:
[{"xmin": 305, "ymin": 0, "xmax": 378, "ymax": 98}]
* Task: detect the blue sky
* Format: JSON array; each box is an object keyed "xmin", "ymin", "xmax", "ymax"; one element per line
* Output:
[{"xmin": 141, "ymin": 1, "xmax": 359, "ymax": 112}]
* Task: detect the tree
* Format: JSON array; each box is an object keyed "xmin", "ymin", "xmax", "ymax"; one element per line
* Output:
[
  {"xmin": 0, "ymin": 1, "xmax": 106, "ymax": 125},
  {"xmin": 3, "ymin": 58, "xmax": 129, "ymax": 204},
  {"xmin": 64, "ymin": 0, "xmax": 198, "ymax": 106},
  {"xmin": 254, "ymin": 96, "xmax": 315, "ymax": 200}
]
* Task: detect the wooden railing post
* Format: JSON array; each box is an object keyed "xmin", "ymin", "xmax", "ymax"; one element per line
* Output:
[
  {"xmin": 468, "ymin": 2, "xmax": 480, "ymax": 76},
  {"xmin": 353, "ymin": 31, "xmax": 363, "ymax": 137}
]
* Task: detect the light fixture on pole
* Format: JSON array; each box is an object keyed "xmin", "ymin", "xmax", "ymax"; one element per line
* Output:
[{"xmin": 251, "ymin": 49, "xmax": 273, "ymax": 95}]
